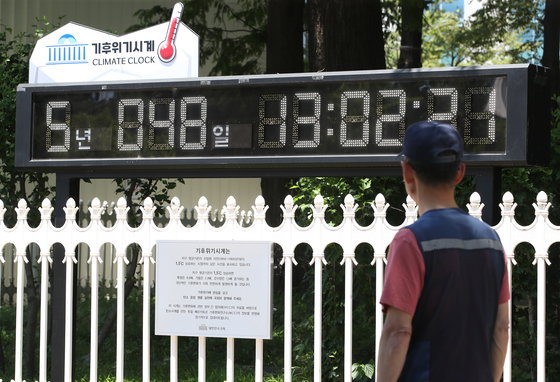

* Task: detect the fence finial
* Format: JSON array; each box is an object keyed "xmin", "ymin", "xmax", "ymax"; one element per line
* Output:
[
  {"xmin": 222, "ymin": 196, "xmax": 240, "ymax": 220},
  {"xmin": 499, "ymin": 191, "xmax": 517, "ymax": 217},
  {"xmin": 63, "ymin": 198, "xmax": 79, "ymax": 221},
  {"xmin": 141, "ymin": 197, "xmax": 155, "ymax": 219},
  {"xmin": 342, "ymin": 194, "xmax": 358, "ymax": 218},
  {"xmin": 195, "ymin": 196, "xmax": 211, "ymax": 220},
  {"xmin": 88, "ymin": 198, "xmax": 103, "ymax": 220},
  {"xmin": 404, "ymin": 195, "xmax": 418, "ymax": 220},
  {"xmin": 114, "ymin": 197, "xmax": 130, "ymax": 220},
  {"xmin": 16, "ymin": 199, "xmax": 30, "ymax": 221},
  {"xmin": 40, "ymin": 198, "xmax": 54, "ymax": 221},
  {"xmin": 311, "ymin": 195, "xmax": 327, "ymax": 219},
  {"xmin": 373, "ymin": 193, "xmax": 389, "ymax": 218},
  {"xmin": 280, "ymin": 195, "xmax": 297, "ymax": 218},
  {"xmin": 252, "ymin": 195, "xmax": 268, "ymax": 220},
  {"xmin": 167, "ymin": 196, "xmax": 184, "ymax": 220},
  {"xmin": 533, "ymin": 191, "xmax": 551, "ymax": 217},
  {"xmin": 467, "ymin": 192, "xmax": 484, "ymax": 220}
]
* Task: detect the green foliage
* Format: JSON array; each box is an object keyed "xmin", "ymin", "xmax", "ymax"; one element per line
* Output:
[
  {"xmin": 352, "ymin": 360, "xmax": 374, "ymax": 381},
  {"xmin": 467, "ymin": 0, "xmax": 543, "ymax": 63},
  {"xmin": 422, "ymin": 7, "xmax": 470, "ymax": 67},
  {"xmin": 422, "ymin": 0, "xmax": 543, "ymax": 67},
  {"xmin": 0, "ymin": 18, "xmax": 63, "ymax": 225},
  {"xmin": 127, "ymin": 0, "xmax": 267, "ymax": 76},
  {"xmin": 290, "ymin": 176, "xmax": 407, "ymax": 227},
  {"xmin": 113, "ymin": 178, "xmax": 185, "ymax": 226}
]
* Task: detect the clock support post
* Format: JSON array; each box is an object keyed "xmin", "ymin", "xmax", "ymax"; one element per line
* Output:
[{"xmin": 51, "ymin": 175, "xmax": 80, "ymax": 382}]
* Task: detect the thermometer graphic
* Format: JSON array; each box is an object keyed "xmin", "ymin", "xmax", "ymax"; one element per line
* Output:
[{"xmin": 158, "ymin": 2, "xmax": 184, "ymax": 63}]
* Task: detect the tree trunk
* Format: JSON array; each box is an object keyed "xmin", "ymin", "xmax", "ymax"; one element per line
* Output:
[
  {"xmin": 308, "ymin": 0, "xmax": 386, "ymax": 72},
  {"xmin": 262, "ymin": 0, "xmax": 304, "ymax": 227},
  {"xmin": 266, "ymin": 0, "xmax": 304, "ymax": 74},
  {"xmin": 264, "ymin": 0, "xmax": 387, "ymax": 225},
  {"xmin": 24, "ymin": 247, "xmax": 40, "ymax": 380},
  {"xmin": 542, "ymin": 0, "xmax": 560, "ymax": 96},
  {"xmin": 398, "ymin": 0, "xmax": 424, "ymax": 69}
]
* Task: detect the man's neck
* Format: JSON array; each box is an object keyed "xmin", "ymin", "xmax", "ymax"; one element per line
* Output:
[{"xmin": 415, "ymin": 184, "xmax": 458, "ymax": 216}]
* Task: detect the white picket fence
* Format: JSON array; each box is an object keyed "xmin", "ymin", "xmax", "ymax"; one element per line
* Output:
[
  {"xmin": 0, "ymin": 199, "xmax": 254, "ymax": 305},
  {"xmin": 0, "ymin": 191, "xmax": 555, "ymax": 382}
]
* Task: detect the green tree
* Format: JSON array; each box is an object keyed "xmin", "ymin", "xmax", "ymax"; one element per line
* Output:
[
  {"xmin": 467, "ymin": 0, "xmax": 543, "ymax": 64},
  {"xmin": 422, "ymin": 0, "xmax": 543, "ymax": 67},
  {"xmin": 0, "ymin": 17, "xmax": 62, "ymax": 379}
]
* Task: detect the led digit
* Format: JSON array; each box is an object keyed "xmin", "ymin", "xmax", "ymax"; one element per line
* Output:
[
  {"xmin": 341, "ymin": 91, "xmax": 370, "ymax": 147},
  {"xmin": 148, "ymin": 98, "xmax": 175, "ymax": 150},
  {"xmin": 46, "ymin": 101, "xmax": 71, "ymax": 153},
  {"xmin": 117, "ymin": 99, "xmax": 144, "ymax": 151},
  {"xmin": 293, "ymin": 92, "xmax": 320, "ymax": 148},
  {"xmin": 258, "ymin": 94, "xmax": 287, "ymax": 148},
  {"xmin": 375, "ymin": 90, "xmax": 405, "ymax": 146},
  {"xmin": 464, "ymin": 87, "xmax": 497, "ymax": 144},
  {"xmin": 427, "ymin": 88, "xmax": 458, "ymax": 127},
  {"xmin": 180, "ymin": 96, "xmax": 207, "ymax": 150}
]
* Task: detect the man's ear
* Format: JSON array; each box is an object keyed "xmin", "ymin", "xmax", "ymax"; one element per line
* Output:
[
  {"xmin": 401, "ymin": 161, "xmax": 415, "ymax": 184},
  {"xmin": 454, "ymin": 163, "xmax": 466, "ymax": 185}
]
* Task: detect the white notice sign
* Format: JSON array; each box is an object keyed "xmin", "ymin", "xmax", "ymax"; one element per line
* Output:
[{"xmin": 155, "ymin": 240, "xmax": 273, "ymax": 339}]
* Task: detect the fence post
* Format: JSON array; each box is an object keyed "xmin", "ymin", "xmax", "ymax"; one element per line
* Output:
[
  {"xmin": 280, "ymin": 195, "xmax": 298, "ymax": 382},
  {"xmin": 140, "ymin": 197, "xmax": 156, "ymax": 382},
  {"xmin": 532, "ymin": 191, "xmax": 552, "ymax": 382},
  {"xmin": 114, "ymin": 197, "xmax": 130, "ymax": 382},
  {"xmin": 311, "ymin": 251, "xmax": 326, "ymax": 382},
  {"xmin": 14, "ymin": 199, "xmax": 30, "ymax": 382},
  {"xmin": 14, "ymin": 250, "xmax": 26, "ymax": 382},
  {"xmin": 496, "ymin": 191, "xmax": 517, "ymax": 382},
  {"xmin": 371, "ymin": 193, "xmax": 390, "ymax": 380},
  {"xmin": 341, "ymin": 251, "xmax": 356, "ymax": 382},
  {"xmin": 38, "ymin": 198, "xmax": 54, "ymax": 382}
]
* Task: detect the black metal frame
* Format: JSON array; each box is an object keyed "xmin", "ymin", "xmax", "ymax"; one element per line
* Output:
[{"xmin": 15, "ymin": 64, "xmax": 550, "ymax": 177}]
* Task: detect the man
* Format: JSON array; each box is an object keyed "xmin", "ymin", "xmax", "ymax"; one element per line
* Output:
[{"xmin": 377, "ymin": 121, "xmax": 510, "ymax": 382}]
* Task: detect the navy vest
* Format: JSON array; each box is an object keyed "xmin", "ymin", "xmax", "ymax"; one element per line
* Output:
[{"xmin": 398, "ymin": 208, "xmax": 505, "ymax": 382}]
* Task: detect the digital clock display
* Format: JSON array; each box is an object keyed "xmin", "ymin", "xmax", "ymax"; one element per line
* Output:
[{"xmin": 15, "ymin": 64, "xmax": 549, "ymax": 176}]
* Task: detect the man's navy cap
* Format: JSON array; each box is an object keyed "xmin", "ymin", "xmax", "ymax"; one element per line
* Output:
[{"xmin": 399, "ymin": 121, "xmax": 463, "ymax": 163}]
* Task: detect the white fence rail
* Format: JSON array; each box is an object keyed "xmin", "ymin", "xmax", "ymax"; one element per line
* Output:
[{"xmin": 0, "ymin": 191, "xmax": 555, "ymax": 382}]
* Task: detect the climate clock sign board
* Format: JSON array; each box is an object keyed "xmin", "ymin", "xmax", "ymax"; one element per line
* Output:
[{"xmin": 29, "ymin": 3, "xmax": 198, "ymax": 84}]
